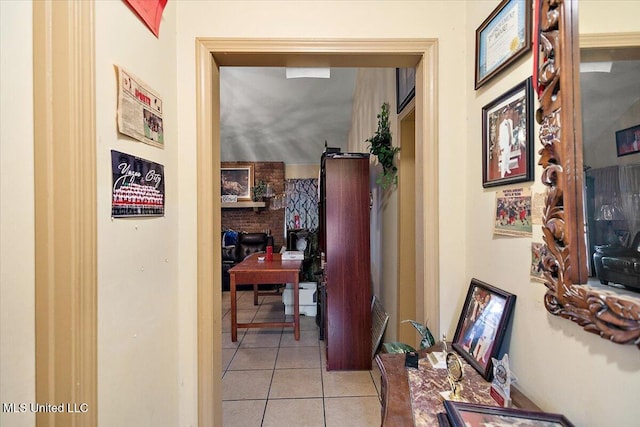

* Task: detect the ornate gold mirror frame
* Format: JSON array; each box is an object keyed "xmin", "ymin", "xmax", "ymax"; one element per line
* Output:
[{"xmin": 536, "ymin": 0, "xmax": 640, "ymax": 348}]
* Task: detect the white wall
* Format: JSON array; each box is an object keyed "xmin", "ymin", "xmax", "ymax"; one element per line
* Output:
[
  {"xmin": 95, "ymin": 2, "xmax": 180, "ymax": 426},
  {"xmin": 0, "ymin": 2, "xmax": 35, "ymax": 427},
  {"xmin": 465, "ymin": 2, "xmax": 640, "ymax": 427}
]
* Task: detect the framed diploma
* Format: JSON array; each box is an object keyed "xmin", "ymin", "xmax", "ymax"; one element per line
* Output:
[{"xmin": 475, "ymin": 0, "xmax": 532, "ymax": 90}]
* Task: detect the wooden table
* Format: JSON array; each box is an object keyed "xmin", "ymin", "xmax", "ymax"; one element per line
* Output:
[
  {"xmin": 229, "ymin": 253, "xmax": 303, "ymax": 342},
  {"xmin": 375, "ymin": 348, "xmax": 540, "ymax": 426}
]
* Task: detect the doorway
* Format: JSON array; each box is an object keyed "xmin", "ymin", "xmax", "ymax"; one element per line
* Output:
[{"xmin": 195, "ymin": 38, "xmax": 440, "ymax": 426}]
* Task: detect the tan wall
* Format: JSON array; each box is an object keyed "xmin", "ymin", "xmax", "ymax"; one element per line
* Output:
[
  {"xmin": 0, "ymin": 2, "xmax": 35, "ymax": 427},
  {"xmin": 347, "ymin": 68, "xmax": 402, "ymax": 340},
  {"xmin": 95, "ymin": 2, "xmax": 180, "ymax": 425},
  {"xmin": 464, "ymin": 2, "xmax": 640, "ymax": 426}
]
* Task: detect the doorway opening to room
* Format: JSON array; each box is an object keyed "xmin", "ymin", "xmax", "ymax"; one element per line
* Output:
[{"xmin": 195, "ymin": 38, "xmax": 439, "ymax": 425}]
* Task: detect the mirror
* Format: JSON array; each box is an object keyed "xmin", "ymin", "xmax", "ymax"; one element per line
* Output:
[
  {"xmin": 536, "ymin": 0, "xmax": 640, "ymax": 347},
  {"xmin": 580, "ymin": 49, "xmax": 640, "ymax": 284}
]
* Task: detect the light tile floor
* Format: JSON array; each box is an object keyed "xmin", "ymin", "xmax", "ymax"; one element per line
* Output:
[{"xmin": 222, "ymin": 290, "xmax": 382, "ymax": 427}]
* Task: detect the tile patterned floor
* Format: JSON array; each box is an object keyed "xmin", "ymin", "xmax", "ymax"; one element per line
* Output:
[{"xmin": 222, "ymin": 290, "xmax": 382, "ymax": 427}]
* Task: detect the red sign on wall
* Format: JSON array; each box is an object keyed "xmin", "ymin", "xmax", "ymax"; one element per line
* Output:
[{"xmin": 124, "ymin": 0, "xmax": 167, "ymax": 38}]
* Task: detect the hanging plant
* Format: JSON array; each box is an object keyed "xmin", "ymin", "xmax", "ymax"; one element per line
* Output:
[{"xmin": 366, "ymin": 102, "xmax": 400, "ymax": 189}]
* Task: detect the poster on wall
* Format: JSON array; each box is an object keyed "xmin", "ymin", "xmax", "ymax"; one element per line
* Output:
[
  {"xmin": 530, "ymin": 242, "xmax": 547, "ymax": 283},
  {"xmin": 123, "ymin": 0, "xmax": 167, "ymax": 37},
  {"xmin": 111, "ymin": 150, "xmax": 165, "ymax": 218},
  {"xmin": 116, "ymin": 65, "xmax": 164, "ymax": 149},
  {"xmin": 493, "ymin": 187, "xmax": 532, "ymax": 237}
]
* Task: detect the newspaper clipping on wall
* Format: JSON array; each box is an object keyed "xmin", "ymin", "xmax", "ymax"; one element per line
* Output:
[
  {"xmin": 530, "ymin": 242, "xmax": 549, "ymax": 283},
  {"xmin": 116, "ymin": 65, "xmax": 164, "ymax": 148},
  {"xmin": 494, "ymin": 187, "xmax": 532, "ymax": 237},
  {"xmin": 111, "ymin": 150, "xmax": 165, "ymax": 218}
]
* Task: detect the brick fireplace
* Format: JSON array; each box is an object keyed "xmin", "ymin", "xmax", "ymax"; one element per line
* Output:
[{"xmin": 221, "ymin": 161, "xmax": 286, "ymax": 249}]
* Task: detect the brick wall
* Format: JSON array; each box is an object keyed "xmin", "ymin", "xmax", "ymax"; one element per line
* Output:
[{"xmin": 221, "ymin": 161, "xmax": 286, "ymax": 249}]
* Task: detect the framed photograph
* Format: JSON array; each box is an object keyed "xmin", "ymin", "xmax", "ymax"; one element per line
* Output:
[
  {"xmin": 475, "ymin": 0, "xmax": 532, "ymax": 89},
  {"xmin": 443, "ymin": 401, "xmax": 575, "ymax": 427},
  {"xmin": 482, "ymin": 77, "xmax": 533, "ymax": 188},
  {"xmin": 221, "ymin": 164, "xmax": 254, "ymax": 201},
  {"xmin": 615, "ymin": 124, "xmax": 640, "ymax": 157},
  {"xmin": 452, "ymin": 279, "xmax": 516, "ymax": 381},
  {"xmin": 396, "ymin": 68, "xmax": 415, "ymax": 114}
]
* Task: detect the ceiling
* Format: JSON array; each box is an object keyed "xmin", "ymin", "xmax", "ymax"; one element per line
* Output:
[
  {"xmin": 220, "ymin": 67, "xmax": 357, "ymax": 165},
  {"xmin": 219, "ymin": 59, "xmax": 640, "ymax": 166}
]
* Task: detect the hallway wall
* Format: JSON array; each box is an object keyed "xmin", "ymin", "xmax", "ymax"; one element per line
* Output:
[
  {"xmin": 95, "ymin": 2, "xmax": 180, "ymax": 426},
  {"xmin": 0, "ymin": 2, "xmax": 35, "ymax": 427},
  {"xmin": 464, "ymin": 2, "xmax": 640, "ymax": 426}
]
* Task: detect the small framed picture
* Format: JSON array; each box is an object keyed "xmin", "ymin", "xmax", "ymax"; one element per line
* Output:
[
  {"xmin": 221, "ymin": 164, "xmax": 254, "ymax": 201},
  {"xmin": 396, "ymin": 68, "xmax": 415, "ymax": 114},
  {"xmin": 475, "ymin": 0, "xmax": 532, "ymax": 89},
  {"xmin": 615, "ymin": 124, "xmax": 640, "ymax": 157},
  {"xmin": 443, "ymin": 401, "xmax": 575, "ymax": 427},
  {"xmin": 482, "ymin": 77, "xmax": 534, "ymax": 188},
  {"xmin": 452, "ymin": 279, "xmax": 516, "ymax": 381}
]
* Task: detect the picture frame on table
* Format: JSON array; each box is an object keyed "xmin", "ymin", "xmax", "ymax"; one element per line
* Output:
[
  {"xmin": 475, "ymin": 0, "xmax": 532, "ymax": 90},
  {"xmin": 396, "ymin": 68, "xmax": 415, "ymax": 114},
  {"xmin": 443, "ymin": 401, "xmax": 575, "ymax": 427},
  {"xmin": 482, "ymin": 77, "xmax": 533, "ymax": 188},
  {"xmin": 452, "ymin": 279, "xmax": 516, "ymax": 381},
  {"xmin": 615, "ymin": 124, "xmax": 640, "ymax": 157},
  {"xmin": 221, "ymin": 164, "xmax": 254, "ymax": 201}
]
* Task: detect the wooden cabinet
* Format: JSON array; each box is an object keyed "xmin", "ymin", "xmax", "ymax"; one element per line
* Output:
[{"xmin": 319, "ymin": 153, "xmax": 371, "ymax": 370}]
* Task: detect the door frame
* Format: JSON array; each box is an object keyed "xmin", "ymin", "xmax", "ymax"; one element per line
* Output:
[{"xmin": 194, "ymin": 38, "xmax": 440, "ymax": 426}]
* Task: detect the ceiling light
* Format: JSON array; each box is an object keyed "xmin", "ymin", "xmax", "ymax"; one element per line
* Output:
[
  {"xmin": 285, "ymin": 67, "xmax": 330, "ymax": 79},
  {"xmin": 580, "ymin": 61, "xmax": 612, "ymax": 73}
]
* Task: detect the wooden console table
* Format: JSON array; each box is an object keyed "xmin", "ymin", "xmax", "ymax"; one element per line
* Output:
[
  {"xmin": 229, "ymin": 253, "xmax": 302, "ymax": 341},
  {"xmin": 375, "ymin": 349, "xmax": 540, "ymax": 426}
]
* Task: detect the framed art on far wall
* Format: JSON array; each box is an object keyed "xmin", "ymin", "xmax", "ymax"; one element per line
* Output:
[
  {"xmin": 396, "ymin": 68, "xmax": 415, "ymax": 114},
  {"xmin": 615, "ymin": 124, "xmax": 640, "ymax": 157},
  {"xmin": 452, "ymin": 278, "xmax": 516, "ymax": 381},
  {"xmin": 482, "ymin": 77, "xmax": 533, "ymax": 188},
  {"xmin": 221, "ymin": 164, "xmax": 254, "ymax": 201},
  {"xmin": 475, "ymin": 0, "xmax": 532, "ymax": 90}
]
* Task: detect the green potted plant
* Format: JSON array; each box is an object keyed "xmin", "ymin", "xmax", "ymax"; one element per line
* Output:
[
  {"xmin": 251, "ymin": 180, "xmax": 267, "ymax": 201},
  {"xmin": 366, "ymin": 102, "xmax": 400, "ymax": 189}
]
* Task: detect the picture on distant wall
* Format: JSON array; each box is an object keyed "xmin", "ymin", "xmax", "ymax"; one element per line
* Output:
[
  {"xmin": 482, "ymin": 78, "xmax": 533, "ymax": 188},
  {"xmin": 111, "ymin": 150, "xmax": 165, "ymax": 218},
  {"xmin": 116, "ymin": 65, "xmax": 164, "ymax": 148},
  {"xmin": 494, "ymin": 187, "xmax": 532, "ymax": 237},
  {"xmin": 221, "ymin": 164, "xmax": 254, "ymax": 201},
  {"xmin": 530, "ymin": 242, "xmax": 548, "ymax": 283},
  {"xmin": 396, "ymin": 67, "xmax": 416, "ymax": 114},
  {"xmin": 615, "ymin": 124, "xmax": 640, "ymax": 157}
]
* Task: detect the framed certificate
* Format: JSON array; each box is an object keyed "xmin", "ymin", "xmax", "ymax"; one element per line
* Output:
[{"xmin": 475, "ymin": 0, "xmax": 532, "ymax": 89}]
